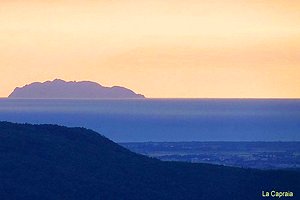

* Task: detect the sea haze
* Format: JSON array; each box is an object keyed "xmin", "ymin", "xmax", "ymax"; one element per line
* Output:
[{"xmin": 0, "ymin": 99, "xmax": 299, "ymax": 142}]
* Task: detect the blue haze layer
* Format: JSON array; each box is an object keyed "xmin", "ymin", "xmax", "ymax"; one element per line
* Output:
[{"xmin": 0, "ymin": 99, "xmax": 299, "ymax": 142}]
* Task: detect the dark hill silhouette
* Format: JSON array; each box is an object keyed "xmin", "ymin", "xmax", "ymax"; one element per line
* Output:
[
  {"xmin": 0, "ymin": 121, "xmax": 299, "ymax": 200},
  {"xmin": 8, "ymin": 79, "xmax": 145, "ymax": 98}
]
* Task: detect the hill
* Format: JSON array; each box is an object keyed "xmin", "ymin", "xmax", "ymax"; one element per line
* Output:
[
  {"xmin": 0, "ymin": 121, "xmax": 299, "ymax": 200},
  {"xmin": 8, "ymin": 79, "xmax": 145, "ymax": 99}
]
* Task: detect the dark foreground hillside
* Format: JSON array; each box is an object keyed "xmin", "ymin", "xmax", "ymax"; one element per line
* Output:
[{"xmin": 0, "ymin": 122, "xmax": 299, "ymax": 200}]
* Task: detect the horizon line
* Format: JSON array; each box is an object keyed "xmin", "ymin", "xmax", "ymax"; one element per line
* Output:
[{"xmin": 1, "ymin": 97, "xmax": 300, "ymax": 100}]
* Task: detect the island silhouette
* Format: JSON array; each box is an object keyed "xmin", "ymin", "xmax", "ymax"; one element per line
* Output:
[{"xmin": 8, "ymin": 79, "xmax": 145, "ymax": 99}]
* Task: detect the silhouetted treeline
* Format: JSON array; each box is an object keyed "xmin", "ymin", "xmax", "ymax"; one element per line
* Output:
[{"xmin": 0, "ymin": 122, "xmax": 299, "ymax": 200}]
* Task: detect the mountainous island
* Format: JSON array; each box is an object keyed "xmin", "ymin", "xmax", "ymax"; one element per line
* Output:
[
  {"xmin": 0, "ymin": 121, "xmax": 299, "ymax": 200},
  {"xmin": 8, "ymin": 79, "xmax": 145, "ymax": 99}
]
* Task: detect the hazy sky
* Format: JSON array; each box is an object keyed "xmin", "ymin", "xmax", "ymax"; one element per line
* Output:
[{"xmin": 0, "ymin": 0, "xmax": 299, "ymax": 98}]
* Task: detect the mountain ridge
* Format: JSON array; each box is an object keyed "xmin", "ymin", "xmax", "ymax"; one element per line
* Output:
[
  {"xmin": 8, "ymin": 79, "xmax": 145, "ymax": 99},
  {"xmin": 0, "ymin": 121, "xmax": 299, "ymax": 200}
]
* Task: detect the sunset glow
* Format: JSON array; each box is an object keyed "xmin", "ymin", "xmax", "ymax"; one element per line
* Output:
[{"xmin": 0, "ymin": 0, "xmax": 299, "ymax": 98}]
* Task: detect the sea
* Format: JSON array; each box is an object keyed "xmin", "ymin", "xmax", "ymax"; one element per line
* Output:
[{"xmin": 0, "ymin": 98, "xmax": 299, "ymax": 142}]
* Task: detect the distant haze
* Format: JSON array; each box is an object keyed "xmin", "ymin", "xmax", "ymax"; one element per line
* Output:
[
  {"xmin": 8, "ymin": 79, "xmax": 144, "ymax": 99},
  {"xmin": 0, "ymin": 99, "xmax": 299, "ymax": 142}
]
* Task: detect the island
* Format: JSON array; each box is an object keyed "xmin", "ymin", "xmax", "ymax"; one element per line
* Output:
[{"xmin": 8, "ymin": 79, "xmax": 145, "ymax": 99}]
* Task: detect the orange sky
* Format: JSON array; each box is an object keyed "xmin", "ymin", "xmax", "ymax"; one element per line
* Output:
[{"xmin": 0, "ymin": 0, "xmax": 299, "ymax": 98}]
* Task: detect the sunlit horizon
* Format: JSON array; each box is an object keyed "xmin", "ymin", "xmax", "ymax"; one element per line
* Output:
[{"xmin": 0, "ymin": 0, "xmax": 299, "ymax": 98}]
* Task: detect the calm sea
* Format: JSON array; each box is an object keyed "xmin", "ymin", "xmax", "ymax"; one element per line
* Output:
[{"xmin": 0, "ymin": 99, "xmax": 299, "ymax": 142}]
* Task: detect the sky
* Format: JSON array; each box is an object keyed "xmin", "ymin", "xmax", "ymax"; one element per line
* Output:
[{"xmin": 0, "ymin": 0, "xmax": 299, "ymax": 98}]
